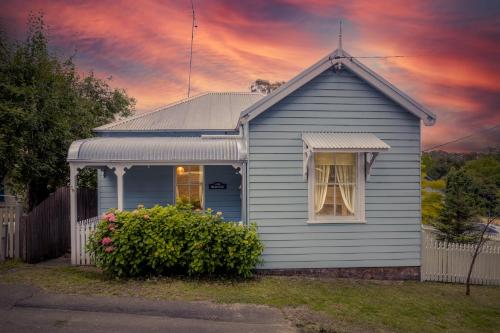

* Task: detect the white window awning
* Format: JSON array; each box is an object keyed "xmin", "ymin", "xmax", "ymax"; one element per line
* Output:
[
  {"xmin": 302, "ymin": 132, "xmax": 390, "ymax": 152},
  {"xmin": 67, "ymin": 136, "xmax": 246, "ymax": 164},
  {"xmin": 302, "ymin": 132, "xmax": 391, "ymax": 179}
]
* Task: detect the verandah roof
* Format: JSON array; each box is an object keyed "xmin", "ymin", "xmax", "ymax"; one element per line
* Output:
[{"xmin": 67, "ymin": 137, "xmax": 245, "ymax": 163}]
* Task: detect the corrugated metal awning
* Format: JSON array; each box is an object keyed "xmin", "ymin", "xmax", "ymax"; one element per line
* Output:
[
  {"xmin": 67, "ymin": 137, "xmax": 245, "ymax": 163},
  {"xmin": 302, "ymin": 132, "xmax": 390, "ymax": 152},
  {"xmin": 301, "ymin": 133, "xmax": 390, "ymax": 179}
]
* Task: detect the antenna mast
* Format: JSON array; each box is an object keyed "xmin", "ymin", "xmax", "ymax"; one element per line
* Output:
[
  {"xmin": 337, "ymin": 19, "xmax": 343, "ymax": 70},
  {"xmin": 338, "ymin": 19, "xmax": 343, "ymax": 53},
  {"xmin": 187, "ymin": 0, "xmax": 196, "ymax": 97}
]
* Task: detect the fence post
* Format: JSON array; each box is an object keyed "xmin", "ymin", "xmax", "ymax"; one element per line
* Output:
[
  {"xmin": 70, "ymin": 166, "xmax": 78, "ymax": 265},
  {"xmin": 14, "ymin": 203, "xmax": 22, "ymax": 259},
  {"xmin": 0, "ymin": 223, "xmax": 5, "ymax": 262}
]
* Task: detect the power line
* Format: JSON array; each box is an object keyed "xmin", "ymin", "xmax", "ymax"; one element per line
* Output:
[
  {"xmin": 187, "ymin": 0, "xmax": 197, "ymax": 97},
  {"xmin": 422, "ymin": 123, "xmax": 500, "ymax": 152},
  {"xmin": 335, "ymin": 55, "xmax": 414, "ymax": 59}
]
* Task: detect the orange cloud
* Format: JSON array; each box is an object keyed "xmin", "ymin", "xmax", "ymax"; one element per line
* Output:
[{"xmin": 1, "ymin": 0, "xmax": 498, "ymax": 151}]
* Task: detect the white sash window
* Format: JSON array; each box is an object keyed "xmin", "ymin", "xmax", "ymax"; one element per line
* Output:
[
  {"xmin": 308, "ymin": 152, "xmax": 365, "ymax": 223},
  {"xmin": 175, "ymin": 166, "xmax": 204, "ymax": 209}
]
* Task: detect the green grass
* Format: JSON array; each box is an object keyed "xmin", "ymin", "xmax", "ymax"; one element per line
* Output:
[{"xmin": 1, "ymin": 261, "xmax": 499, "ymax": 333}]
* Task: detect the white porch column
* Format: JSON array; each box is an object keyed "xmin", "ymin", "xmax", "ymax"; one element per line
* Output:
[
  {"xmin": 241, "ymin": 162, "xmax": 247, "ymax": 224},
  {"xmin": 112, "ymin": 165, "xmax": 130, "ymax": 211},
  {"xmin": 70, "ymin": 164, "xmax": 78, "ymax": 265}
]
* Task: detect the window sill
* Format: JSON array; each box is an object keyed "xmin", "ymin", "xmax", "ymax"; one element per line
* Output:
[{"xmin": 307, "ymin": 219, "xmax": 366, "ymax": 225}]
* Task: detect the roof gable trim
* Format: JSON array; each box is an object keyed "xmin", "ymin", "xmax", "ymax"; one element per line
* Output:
[
  {"xmin": 240, "ymin": 49, "xmax": 436, "ymax": 126},
  {"xmin": 239, "ymin": 50, "xmax": 339, "ymax": 124}
]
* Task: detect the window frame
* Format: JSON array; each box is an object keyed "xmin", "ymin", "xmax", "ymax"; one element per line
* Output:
[
  {"xmin": 173, "ymin": 165, "xmax": 205, "ymax": 209},
  {"xmin": 307, "ymin": 152, "xmax": 365, "ymax": 224}
]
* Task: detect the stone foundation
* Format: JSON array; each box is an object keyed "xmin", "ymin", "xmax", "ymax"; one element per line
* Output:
[{"xmin": 257, "ymin": 266, "xmax": 420, "ymax": 281}]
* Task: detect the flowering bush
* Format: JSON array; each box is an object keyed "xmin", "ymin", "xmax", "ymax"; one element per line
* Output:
[{"xmin": 88, "ymin": 205, "xmax": 264, "ymax": 278}]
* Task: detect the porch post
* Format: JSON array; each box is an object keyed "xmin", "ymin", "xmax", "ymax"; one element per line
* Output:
[
  {"xmin": 114, "ymin": 165, "xmax": 127, "ymax": 211},
  {"xmin": 70, "ymin": 164, "xmax": 78, "ymax": 265},
  {"xmin": 241, "ymin": 162, "xmax": 247, "ymax": 224}
]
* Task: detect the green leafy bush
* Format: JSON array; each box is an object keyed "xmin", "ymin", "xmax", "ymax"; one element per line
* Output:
[{"xmin": 88, "ymin": 205, "xmax": 264, "ymax": 278}]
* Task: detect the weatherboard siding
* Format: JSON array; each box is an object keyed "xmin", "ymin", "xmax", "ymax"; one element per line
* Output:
[
  {"xmin": 247, "ymin": 68, "xmax": 421, "ymax": 269},
  {"xmin": 97, "ymin": 165, "xmax": 241, "ymax": 220},
  {"xmin": 97, "ymin": 166, "xmax": 174, "ymax": 214},
  {"xmin": 204, "ymin": 165, "xmax": 242, "ymax": 221}
]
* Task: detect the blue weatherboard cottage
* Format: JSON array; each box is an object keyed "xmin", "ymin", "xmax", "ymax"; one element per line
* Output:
[{"xmin": 68, "ymin": 48, "xmax": 436, "ymax": 277}]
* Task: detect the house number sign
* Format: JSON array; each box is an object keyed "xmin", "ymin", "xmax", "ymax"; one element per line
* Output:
[{"xmin": 209, "ymin": 182, "xmax": 227, "ymax": 190}]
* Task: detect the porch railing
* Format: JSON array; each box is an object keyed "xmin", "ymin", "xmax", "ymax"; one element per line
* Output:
[{"xmin": 75, "ymin": 216, "xmax": 100, "ymax": 265}]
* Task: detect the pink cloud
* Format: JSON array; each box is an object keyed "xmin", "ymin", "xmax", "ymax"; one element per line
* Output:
[{"xmin": 1, "ymin": 0, "xmax": 498, "ymax": 151}]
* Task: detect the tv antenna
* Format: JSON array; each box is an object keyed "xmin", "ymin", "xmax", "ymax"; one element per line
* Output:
[
  {"xmin": 187, "ymin": 0, "xmax": 197, "ymax": 97},
  {"xmin": 337, "ymin": 20, "xmax": 343, "ymax": 70}
]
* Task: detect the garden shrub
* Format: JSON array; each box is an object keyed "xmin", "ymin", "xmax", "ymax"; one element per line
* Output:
[{"xmin": 88, "ymin": 205, "xmax": 264, "ymax": 278}]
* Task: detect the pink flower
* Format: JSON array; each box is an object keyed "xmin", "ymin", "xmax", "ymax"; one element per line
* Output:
[
  {"xmin": 104, "ymin": 246, "xmax": 114, "ymax": 253},
  {"xmin": 143, "ymin": 214, "xmax": 149, "ymax": 220},
  {"xmin": 101, "ymin": 237, "xmax": 112, "ymax": 246},
  {"xmin": 105, "ymin": 213, "xmax": 116, "ymax": 222},
  {"xmin": 108, "ymin": 223, "xmax": 116, "ymax": 232}
]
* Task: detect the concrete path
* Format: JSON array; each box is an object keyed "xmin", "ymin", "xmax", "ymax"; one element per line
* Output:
[{"xmin": 0, "ymin": 284, "xmax": 295, "ymax": 333}]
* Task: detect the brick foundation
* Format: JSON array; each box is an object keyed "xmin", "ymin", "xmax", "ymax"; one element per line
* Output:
[{"xmin": 257, "ymin": 266, "xmax": 420, "ymax": 281}]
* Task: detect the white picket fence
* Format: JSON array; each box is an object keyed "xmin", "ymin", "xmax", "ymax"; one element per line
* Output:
[
  {"xmin": 421, "ymin": 227, "xmax": 500, "ymax": 285},
  {"xmin": 75, "ymin": 216, "xmax": 100, "ymax": 265}
]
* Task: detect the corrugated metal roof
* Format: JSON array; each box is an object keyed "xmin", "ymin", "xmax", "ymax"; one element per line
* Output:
[
  {"xmin": 95, "ymin": 92, "xmax": 263, "ymax": 132},
  {"xmin": 302, "ymin": 132, "xmax": 390, "ymax": 151},
  {"xmin": 67, "ymin": 137, "xmax": 244, "ymax": 162}
]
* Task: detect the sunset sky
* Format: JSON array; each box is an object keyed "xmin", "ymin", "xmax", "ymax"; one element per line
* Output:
[{"xmin": 1, "ymin": 0, "xmax": 499, "ymax": 151}]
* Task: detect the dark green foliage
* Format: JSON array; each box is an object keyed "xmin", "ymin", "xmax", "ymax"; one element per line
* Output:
[
  {"xmin": 88, "ymin": 205, "xmax": 264, "ymax": 279},
  {"xmin": 423, "ymin": 151, "xmax": 466, "ymax": 180},
  {"xmin": 0, "ymin": 14, "xmax": 135, "ymax": 208},
  {"xmin": 463, "ymin": 155, "xmax": 500, "ymax": 215},
  {"xmin": 422, "ymin": 151, "xmax": 500, "ymax": 227},
  {"xmin": 433, "ymin": 169, "xmax": 482, "ymax": 243}
]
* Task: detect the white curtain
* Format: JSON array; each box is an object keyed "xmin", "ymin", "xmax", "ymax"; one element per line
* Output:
[
  {"xmin": 199, "ymin": 183, "xmax": 204, "ymax": 208},
  {"xmin": 334, "ymin": 154, "xmax": 356, "ymax": 214},
  {"xmin": 314, "ymin": 165, "xmax": 330, "ymax": 213}
]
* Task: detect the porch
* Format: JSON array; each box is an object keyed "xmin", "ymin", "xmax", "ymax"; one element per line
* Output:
[{"xmin": 68, "ymin": 136, "xmax": 247, "ymax": 265}]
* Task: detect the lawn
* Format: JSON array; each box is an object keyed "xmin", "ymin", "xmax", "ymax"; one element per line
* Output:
[{"xmin": 1, "ymin": 261, "xmax": 499, "ymax": 333}]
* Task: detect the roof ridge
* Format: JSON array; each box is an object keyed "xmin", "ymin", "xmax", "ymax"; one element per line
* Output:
[{"xmin": 206, "ymin": 91, "xmax": 264, "ymax": 95}]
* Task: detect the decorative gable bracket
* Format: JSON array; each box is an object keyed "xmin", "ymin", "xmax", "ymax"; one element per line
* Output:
[
  {"xmin": 364, "ymin": 152, "xmax": 379, "ymax": 179},
  {"xmin": 303, "ymin": 142, "xmax": 312, "ymax": 180}
]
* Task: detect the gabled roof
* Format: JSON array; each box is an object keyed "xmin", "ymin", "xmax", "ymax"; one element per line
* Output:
[
  {"xmin": 239, "ymin": 49, "xmax": 436, "ymax": 126},
  {"xmin": 95, "ymin": 92, "xmax": 263, "ymax": 132}
]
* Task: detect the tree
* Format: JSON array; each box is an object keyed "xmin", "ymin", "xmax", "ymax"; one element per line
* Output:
[
  {"xmin": 432, "ymin": 169, "xmax": 482, "ymax": 243},
  {"xmin": 0, "ymin": 14, "xmax": 135, "ymax": 209},
  {"xmin": 465, "ymin": 207, "xmax": 498, "ymax": 295},
  {"xmin": 462, "ymin": 156, "xmax": 500, "ymax": 295},
  {"xmin": 463, "ymin": 155, "xmax": 500, "ymax": 211},
  {"xmin": 421, "ymin": 158, "xmax": 445, "ymax": 225},
  {"xmin": 250, "ymin": 79, "xmax": 285, "ymax": 95}
]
